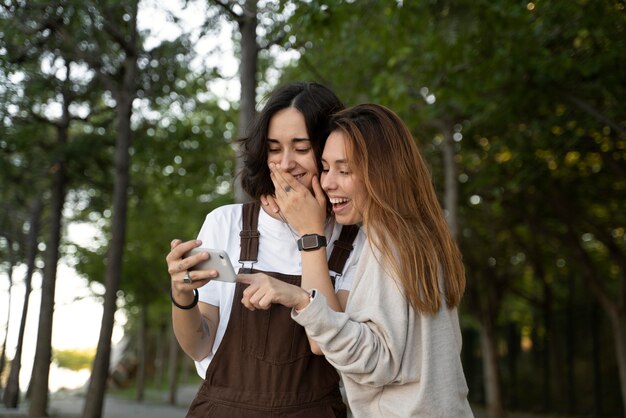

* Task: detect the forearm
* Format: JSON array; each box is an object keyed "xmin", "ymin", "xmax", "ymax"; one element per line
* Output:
[{"xmin": 171, "ymin": 288, "xmax": 217, "ymax": 361}]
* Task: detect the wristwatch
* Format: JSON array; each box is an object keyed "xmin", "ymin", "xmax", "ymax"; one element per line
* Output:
[{"xmin": 297, "ymin": 234, "xmax": 327, "ymax": 251}]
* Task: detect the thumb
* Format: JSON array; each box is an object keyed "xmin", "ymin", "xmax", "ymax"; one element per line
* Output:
[{"xmin": 312, "ymin": 176, "xmax": 327, "ymax": 208}]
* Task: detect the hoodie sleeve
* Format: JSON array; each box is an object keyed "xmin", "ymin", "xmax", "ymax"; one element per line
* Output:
[{"xmin": 292, "ymin": 247, "xmax": 412, "ymax": 387}]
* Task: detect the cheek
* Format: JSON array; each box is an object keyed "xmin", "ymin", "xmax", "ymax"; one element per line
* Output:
[
  {"xmin": 267, "ymin": 153, "xmax": 282, "ymax": 167},
  {"xmin": 300, "ymin": 154, "xmax": 318, "ymax": 173},
  {"xmin": 352, "ymin": 183, "xmax": 367, "ymax": 211}
]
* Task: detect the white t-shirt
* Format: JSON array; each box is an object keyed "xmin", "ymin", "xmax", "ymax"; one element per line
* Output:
[{"xmin": 194, "ymin": 203, "xmax": 365, "ymax": 377}]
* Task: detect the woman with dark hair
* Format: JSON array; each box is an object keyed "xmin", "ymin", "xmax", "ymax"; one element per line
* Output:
[
  {"xmin": 165, "ymin": 82, "xmax": 364, "ymax": 417},
  {"xmin": 240, "ymin": 104, "xmax": 474, "ymax": 417}
]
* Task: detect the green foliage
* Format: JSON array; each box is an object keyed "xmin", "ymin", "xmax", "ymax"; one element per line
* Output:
[
  {"xmin": 279, "ymin": 0, "xmax": 625, "ymax": 414},
  {"xmin": 53, "ymin": 348, "xmax": 96, "ymax": 371},
  {"xmin": 2, "ymin": 0, "xmax": 625, "ymax": 414},
  {"xmin": 119, "ymin": 92, "xmax": 237, "ymax": 307}
]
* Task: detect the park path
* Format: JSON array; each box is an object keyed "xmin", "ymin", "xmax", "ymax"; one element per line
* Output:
[
  {"xmin": 0, "ymin": 384, "xmax": 197, "ymax": 418},
  {"xmin": 0, "ymin": 387, "xmax": 545, "ymax": 418}
]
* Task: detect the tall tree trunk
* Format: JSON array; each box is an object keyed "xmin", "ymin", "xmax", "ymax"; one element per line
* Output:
[
  {"xmin": 505, "ymin": 322, "xmax": 519, "ymax": 409},
  {"xmin": 82, "ymin": 3, "xmax": 138, "ymax": 416},
  {"xmin": 3, "ymin": 198, "xmax": 42, "ymax": 408},
  {"xmin": 167, "ymin": 328, "xmax": 179, "ymax": 405},
  {"xmin": 479, "ymin": 323, "xmax": 505, "ymax": 418},
  {"xmin": 564, "ymin": 227, "xmax": 626, "ymax": 414},
  {"xmin": 83, "ymin": 87, "xmax": 135, "ymax": 418},
  {"xmin": 28, "ymin": 125, "xmax": 68, "ymax": 417},
  {"xmin": 592, "ymin": 304, "xmax": 603, "ymax": 417},
  {"xmin": 565, "ymin": 275, "xmax": 576, "ymax": 414},
  {"xmin": 440, "ymin": 122, "xmax": 458, "ymax": 240},
  {"xmin": 556, "ymin": 201, "xmax": 626, "ymax": 413},
  {"xmin": 608, "ymin": 306, "xmax": 626, "ymax": 416},
  {"xmin": 234, "ymin": 0, "xmax": 257, "ymax": 203},
  {"xmin": 0, "ymin": 238, "xmax": 14, "ymax": 390},
  {"xmin": 154, "ymin": 323, "xmax": 166, "ymax": 389},
  {"xmin": 479, "ymin": 300, "xmax": 505, "ymax": 418},
  {"xmin": 135, "ymin": 305, "xmax": 146, "ymax": 402},
  {"xmin": 541, "ymin": 289, "xmax": 552, "ymax": 413}
]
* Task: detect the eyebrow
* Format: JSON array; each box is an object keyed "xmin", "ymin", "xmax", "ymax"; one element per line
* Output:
[
  {"xmin": 321, "ymin": 158, "xmax": 349, "ymax": 165},
  {"xmin": 268, "ymin": 137, "xmax": 311, "ymax": 143}
]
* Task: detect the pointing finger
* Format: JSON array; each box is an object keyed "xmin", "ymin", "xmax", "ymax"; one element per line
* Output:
[{"xmin": 236, "ymin": 274, "xmax": 254, "ymax": 285}]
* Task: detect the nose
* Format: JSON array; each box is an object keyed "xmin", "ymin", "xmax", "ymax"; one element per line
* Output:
[
  {"xmin": 321, "ymin": 170, "xmax": 335, "ymax": 192},
  {"xmin": 279, "ymin": 150, "xmax": 296, "ymax": 170}
]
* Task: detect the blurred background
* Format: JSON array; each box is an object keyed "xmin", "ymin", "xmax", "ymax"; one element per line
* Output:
[{"xmin": 0, "ymin": 1, "xmax": 624, "ymax": 417}]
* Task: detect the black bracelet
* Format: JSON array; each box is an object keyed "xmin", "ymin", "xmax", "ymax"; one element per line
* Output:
[{"xmin": 170, "ymin": 288, "xmax": 199, "ymax": 310}]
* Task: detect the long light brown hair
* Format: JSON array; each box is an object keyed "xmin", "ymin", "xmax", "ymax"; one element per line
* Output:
[{"xmin": 331, "ymin": 104, "xmax": 465, "ymax": 313}]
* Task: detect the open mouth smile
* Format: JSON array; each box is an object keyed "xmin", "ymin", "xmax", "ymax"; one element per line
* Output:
[{"xmin": 329, "ymin": 197, "xmax": 351, "ymax": 212}]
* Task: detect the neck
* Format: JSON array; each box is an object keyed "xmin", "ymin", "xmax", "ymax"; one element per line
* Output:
[{"xmin": 260, "ymin": 203, "xmax": 284, "ymax": 221}]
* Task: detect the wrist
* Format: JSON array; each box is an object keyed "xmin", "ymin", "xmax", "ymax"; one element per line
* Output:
[
  {"xmin": 170, "ymin": 287, "xmax": 199, "ymax": 310},
  {"xmin": 294, "ymin": 219, "xmax": 325, "ymax": 236},
  {"xmin": 297, "ymin": 234, "xmax": 327, "ymax": 252},
  {"xmin": 295, "ymin": 289, "xmax": 316, "ymax": 313},
  {"xmin": 172, "ymin": 284, "xmax": 195, "ymax": 298},
  {"xmin": 297, "ymin": 225, "xmax": 325, "ymax": 235}
]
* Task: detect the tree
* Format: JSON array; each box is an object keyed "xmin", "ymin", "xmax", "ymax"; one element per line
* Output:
[
  {"xmin": 2, "ymin": 198, "xmax": 42, "ymax": 408},
  {"xmin": 74, "ymin": 2, "xmax": 141, "ymax": 416},
  {"xmin": 203, "ymin": 0, "xmax": 293, "ymax": 202}
]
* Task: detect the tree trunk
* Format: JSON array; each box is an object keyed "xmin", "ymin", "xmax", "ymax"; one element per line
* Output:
[
  {"xmin": 3, "ymin": 198, "xmax": 42, "ymax": 408},
  {"xmin": 167, "ymin": 328, "xmax": 179, "ymax": 405},
  {"xmin": 592, "ymin": 304, "xmax": 603, "ymax": 416},
  {"xmin": 234, "ymin": 0, "xmax": 257, "ymax": 203},
  {"xmin": 28, "ymin": 126, "xmax": 68, "ymax": 417},
  {"xmin": 479, "ymin": 312, "xmax": 505, "ymax": 418},
  {"xmin": 440, "ymin": 122, "xmax": 458, "ymax": 240},
  {"xmin": 565, "ymin": 274, "xmax": 576, "ymax": 414},
  {"xmin": 82, "ymin": 93, "xmax": 135, "ymax": 418},
  {"xmin": 154, "ymin": 323, "xmax": 166, "ymax": 389},
  {"xmin": 135, "ymin": 306, "xmax": 146, "ymax": 402},
  {"xmin": 608, "ymin": 306, "xmax": 626, "ymax": 416},
  {"xmin": 505, "ymin": 323, "xmax": 519, "ymax": 408},
  {"xmin": 564, "ymin": 226, "xmax": 626, "ymax": 414},
  {"xmin": 0, "ymin": 238, "xmax": 14, "ymax": 390},
  {"xmin": 82, "ymin": 3, "xmax": 138, "ymax": 416},
  {"xmin": 541, "ymin": 307, "xmax": 552, "ymax": 413}
]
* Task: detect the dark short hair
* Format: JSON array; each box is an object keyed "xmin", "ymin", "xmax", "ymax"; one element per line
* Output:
[{"xmin": 238, "ymin": 82, "xmax": 344, "ymax": 199}]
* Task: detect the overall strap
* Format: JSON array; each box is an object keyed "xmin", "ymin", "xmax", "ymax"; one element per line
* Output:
[
  {"xmin": 327, "ymin": 224, "xmax": 360, "ymax": 276},
  {"xmin": 239, "ymin": 201, "xmax": 261, "ymax": 265}
]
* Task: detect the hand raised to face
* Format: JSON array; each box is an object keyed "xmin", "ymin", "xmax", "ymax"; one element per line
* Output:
[{"xmin": 269, "ymin": 163, "xmax": 327, "ymax": 236}]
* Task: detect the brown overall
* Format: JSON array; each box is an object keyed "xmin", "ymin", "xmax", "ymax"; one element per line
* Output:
[{"xmin": 186, "ymin": 202, "xmax": 359, "ymax": 418}]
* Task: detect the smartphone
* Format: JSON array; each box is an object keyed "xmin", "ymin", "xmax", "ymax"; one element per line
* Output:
[{"xmin": 183, "ymin": 248, "xmax": 237, "ymax": 283}]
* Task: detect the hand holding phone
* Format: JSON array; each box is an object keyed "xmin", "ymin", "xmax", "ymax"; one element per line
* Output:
[{"xmin": 183, "ymin": 248, "xmax": 237, "ymax": 283}]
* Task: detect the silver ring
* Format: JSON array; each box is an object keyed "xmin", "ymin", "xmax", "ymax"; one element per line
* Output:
[
  {"xmin": 284, "ymin": 185, "xmax": 291, "ymax": 193},
  {"xmin": 183, "ymin": 272, "xmax": 192, "ymax": 284}
]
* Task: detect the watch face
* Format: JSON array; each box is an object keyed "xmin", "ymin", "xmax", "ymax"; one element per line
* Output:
[{"xmin": 301, "ymin": 234, "xmax": 319, "ymax": 249}]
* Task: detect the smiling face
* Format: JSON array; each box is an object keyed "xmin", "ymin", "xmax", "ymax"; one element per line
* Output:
[
  {"xmin": 321, "ymin": 130, "xmax": 366, "ymax": 225},
  {"xmin": 266, "ymin": 107, "xmax": 318, "ymax": 192}
]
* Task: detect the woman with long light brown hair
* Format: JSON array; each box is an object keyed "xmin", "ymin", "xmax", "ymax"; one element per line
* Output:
[{"xmin": 238, "ymin": 103, "xmax": 473, "ymax": 417}]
